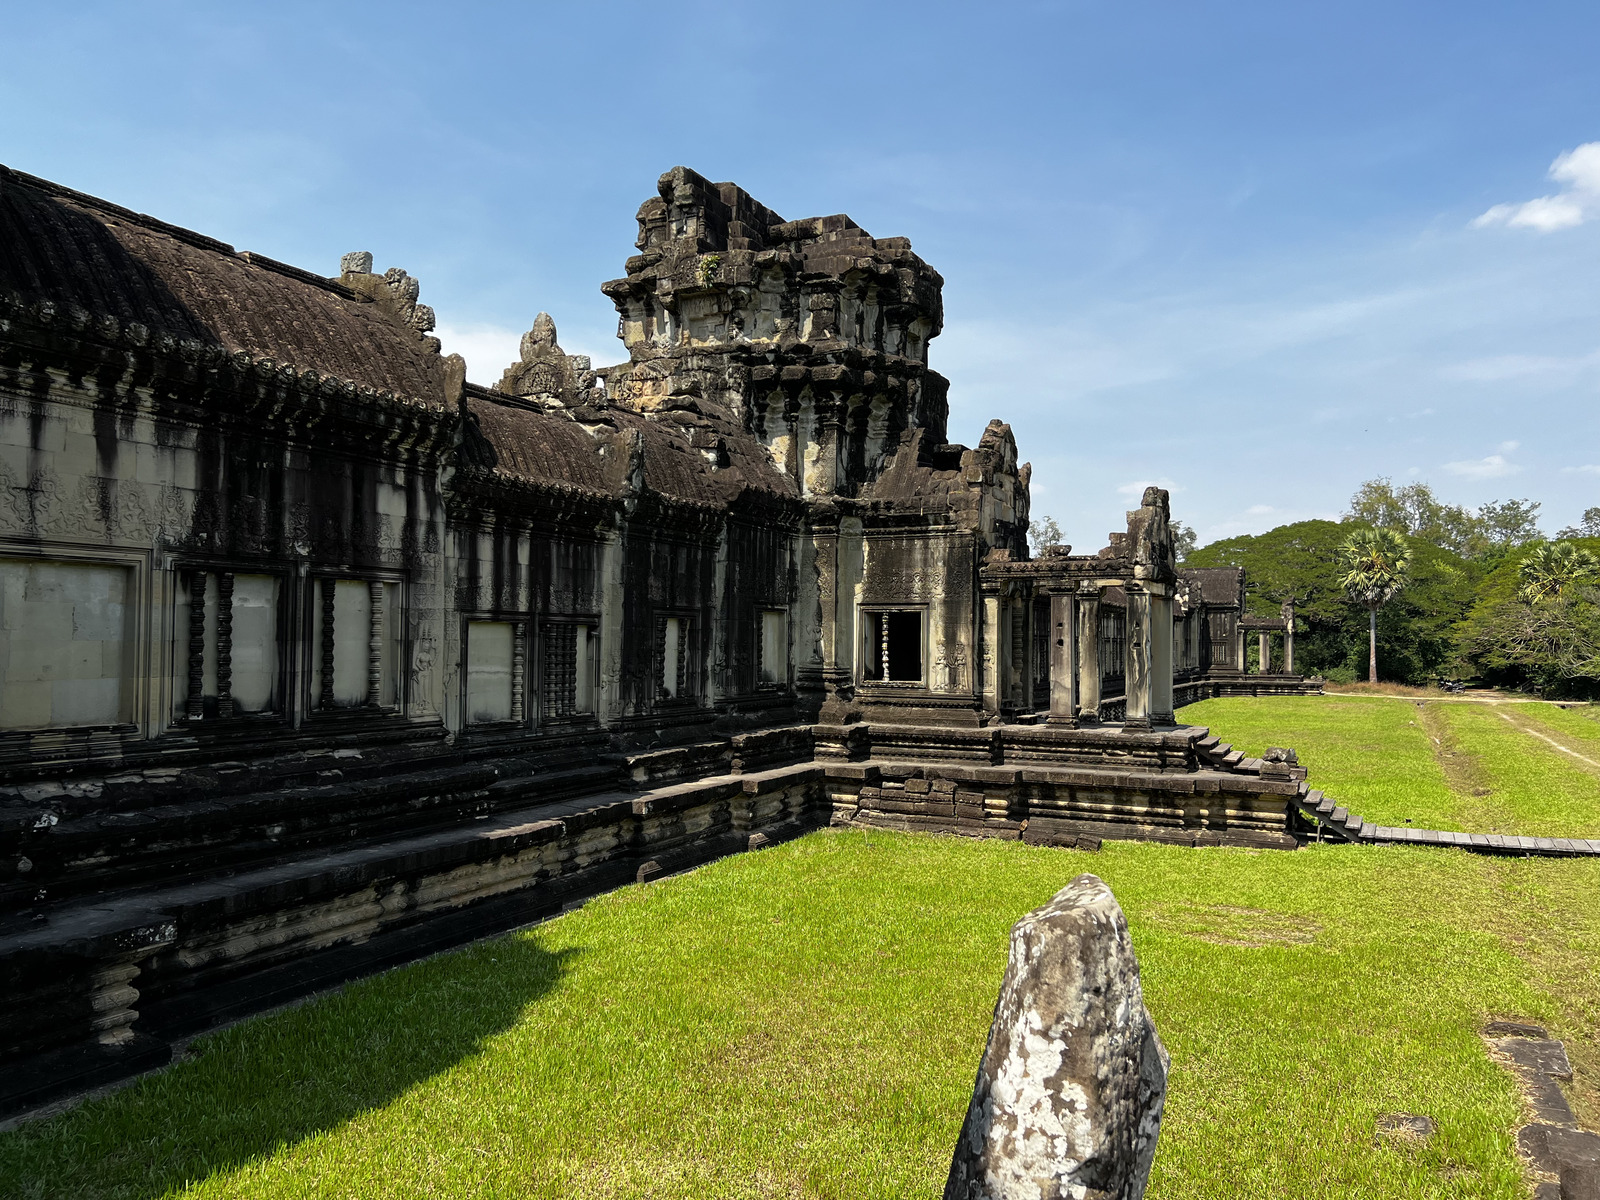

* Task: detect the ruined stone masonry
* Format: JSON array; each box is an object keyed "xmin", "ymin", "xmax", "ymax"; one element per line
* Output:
[
  {"xmin": 945, "ymin": 874, "xmax": 1167, "ymax": 1200},
  {"xmin": 0, "ymin": 163, "xmax": 1317, "ymax": 1115}
]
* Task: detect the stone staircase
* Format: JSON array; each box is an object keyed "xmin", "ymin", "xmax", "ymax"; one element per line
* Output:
[{"xmin": 1192, "ymin": 731, "xmax": 1600, "ymax": 858}]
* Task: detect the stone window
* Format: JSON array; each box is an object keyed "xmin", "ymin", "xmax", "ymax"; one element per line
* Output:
[
  {"xmin": 1030, "ymin": 597, "xmax": 1051, "ymax": 701},
  {"xmin": 862, "ymin": 610, "xmax": 923, "ymax": 684},
  {"xmin": 466, "ymin": 620, "xmax": 524, "ymax": 725},
  {"xmin": 1099, "ymin": 607, "xmax": 1126, "ymax": 686},
  {"xmin": 543, "ymin": 621, "xmax": 598, "ymax": 719},
  {"xmin": 0, "ymin": 558, "xmax": 130, "ymax": 730},
  {"xmin": 655, "ymin": 615, "xmax": 691, "ymax": 702},
  {"xmin": 172, "ymin": 569, "xmax": 282, "ymax": 721},
  {"xmin": 309, "ymin": 577, "xmax": 403, "ymax": 711},
  {"xmin": 757, "ymin": 609, "xmax": 787, "ymax": 687}
]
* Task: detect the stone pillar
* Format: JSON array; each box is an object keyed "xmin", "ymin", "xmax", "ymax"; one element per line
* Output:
[
  {"xmin": 1258, "ymin": 631, "xmax": 1270, "ymax": 675},
  {"xmin": 1012, "ymin": 597, "xmax": 1029, "ymax": 711},
  {"xmin": 981, "ymin": 589, "xmax": 1003, "ymax": 724},
  {"xmin": 1123, "ymin": 584, "xmax": 1153, "ymax": 731},
  {"xmin": 1282, "ymin": 602, "xmax": 1295, "ymax": 674},
  {"xmin": 1150, "ymin": 590, "xmax": 1174, "ymax": 726},
  {"xmin": 1234, "ymin": 620, "xmax": 1246, "ymax": 672},
  {"xmin": 1047, "ymin": 590, "xmax": 1077, "ymax": 725},
  {"xmin": 1076, "ymin": 583, "xmax": 1101, "ymax": 725}
]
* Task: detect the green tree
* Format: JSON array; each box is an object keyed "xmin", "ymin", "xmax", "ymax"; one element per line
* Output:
[
  {"xmin": 1027, "ymin": 514, "xmax": 1063, "ymax": 557},
  {"xmin": 1343, "ymin": 477, "xmax": 1540, "ymax": 560},
  {"xmin": 1187, "ymin": 519, "xmax": 1475, "ymax": 683},
  {"xmin": 1457, "ymin": 581, "xmax": 1600, "ymax": 697},
  {"xmin": 1557, "ymin": 506, "xmax": 1600, "ymax": 539},
  {"xmin": 1518, "ymin": 541, "xmax": 1600, "ymax": 603},
  {"xmin": 1476, "ymin": 499, "xmax": 1544, "ymax": 556},
  {"xmin": 1171, "ymin": 520, "xmax": 1198, "ymax": 563},
  {"xmin": 1340, "ymin": 527, "xmax": 1411, "ymax": 683}
]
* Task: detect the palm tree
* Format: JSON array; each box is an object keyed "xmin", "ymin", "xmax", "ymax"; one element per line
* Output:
[
  {"xmin": 1340, "ymin": 527, "xmax": 1410, "ymax": 683},
  {"xmin": 1518, "ymin": 541, "xmax": 1599, "ymax": 604}
]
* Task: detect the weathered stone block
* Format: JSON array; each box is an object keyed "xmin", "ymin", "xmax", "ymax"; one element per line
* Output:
[{"xmin": 945, "ymin": 873, "xmax": 1167, "ymax": 1200}]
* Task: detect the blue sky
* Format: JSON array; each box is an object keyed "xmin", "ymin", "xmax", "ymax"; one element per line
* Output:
[{"xmin": 4, "ymin": 1, "xmax": 1598, "ymax": 549}]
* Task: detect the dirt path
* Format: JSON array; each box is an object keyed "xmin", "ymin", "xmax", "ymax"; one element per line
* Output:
[
  {"xmin": 1417, "ymin": 703, "xmax": 1495, "ymax": 830},
  {"xmin": 1494, "ymin": 710, "xmax": 1600, "ymax": 772},
  {"xmin": 1323, "ymin": 690, "xmax": 1588, "ymax": 708}
]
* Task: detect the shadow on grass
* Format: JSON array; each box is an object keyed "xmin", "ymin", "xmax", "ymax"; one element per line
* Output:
[{"xmin": 0, "ymin": 935, "xmax": 579, "ymax": 1199}]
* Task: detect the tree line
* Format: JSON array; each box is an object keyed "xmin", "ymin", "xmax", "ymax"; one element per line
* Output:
[{"xmin": 1180, "ymin": 480, "xmax": 1600, "ymax": 695}]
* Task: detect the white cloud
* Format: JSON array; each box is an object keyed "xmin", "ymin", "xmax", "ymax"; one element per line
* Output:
[
  {"xmin": 1443, "ymin": 453, "xmax": 1520, "ymax": 479},
  {"xmin": 1246, "ymin": 504, "xmax": 1274, "ymax": 515},
  {"xmin": 434, "ymin": 322, "xmax": 522, "ymax": 385},
  {"xmin": 1473, "ymin": 142, "xmax": 1600, "ymax": 232},
  {"xmin": 1561, "ymin": 464, "xmax": 1600, "ymax": 475},
  {"xmin": 1441, "ymin": 350, "xmax": 1600, "ymax": 382},
  {"xmin": 1498, "ymin": 440, "xmax": 1520, "ymax": 453},
  {"xmin": 1117, "ymin": 477, "xmax": 1182, "ymax": 499}
]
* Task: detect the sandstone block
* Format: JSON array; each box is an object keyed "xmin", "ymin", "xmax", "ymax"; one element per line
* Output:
[{"xmin": 945, "ymin": 873, "xmax": 1167, "ymax": 1200}]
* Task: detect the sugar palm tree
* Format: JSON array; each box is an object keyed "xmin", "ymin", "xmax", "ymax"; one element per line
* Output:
[
  {"xmin": 1340, "ymin": 527, "xmax": 1410, "ymax": 683},
  {"xmin": 1518, "ymin": 541, "xmax": 1599, "ymax": 604}
]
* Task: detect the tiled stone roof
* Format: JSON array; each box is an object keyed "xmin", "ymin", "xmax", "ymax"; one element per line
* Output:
[{"xmin": 0, "ymin": 164, "xmax": 449, "ymax": 407}]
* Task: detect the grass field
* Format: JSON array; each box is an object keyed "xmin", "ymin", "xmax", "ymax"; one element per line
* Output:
[
  {"xmin": 1, "ymin": 697, "xmax": 1595, "ymax": 1200},
  {"xmin": 1183, "ymin": 695, "xmax": 1600, "ymax": 838}
]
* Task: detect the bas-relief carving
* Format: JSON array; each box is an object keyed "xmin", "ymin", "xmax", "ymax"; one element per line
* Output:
[
  {"xmin": 410, "ymin": 630, "xmax": 438, "ymax": 716},
  {"xmin": 288, "ymin": 502, "xmax": 312, "ymax": 554},
  {"xmin": 118, "ymin": 483, "xmax": 153, "ymax": 541},
  {"xmin": 68, "ymin": 477, "xmax": 115, "ymax": 538},
  {"xmin": 935, "ymin": 641, "xmax": 969, "ymax": 692},
  {"xmin": 157, "ymin": 486, "xmax": 192, "ymax": 544},
  {"xmin": 231, "ymin": 493, "xmax": 269, "ymax": 553},
  {"xmin": 0, "ymin": 466, "xmax": 61, "ymax": 531}
]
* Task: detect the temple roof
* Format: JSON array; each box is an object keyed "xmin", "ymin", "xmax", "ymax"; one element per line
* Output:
[
  {"xmin": 464, "ymin": 391, "xmax": 800, "ymax": 510},
  {"xmin": 1181, "ymin": 567, "xmax": 1245, "ymax": 605},
  {"xmin": 0, "ymin": 165, "xmax": 449, "ymax": 407}
]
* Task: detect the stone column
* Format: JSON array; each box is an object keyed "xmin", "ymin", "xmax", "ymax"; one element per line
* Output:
[
  {"xmin": 1235, "ymin": 621, "xmax": 1246, "ymax": 672},
  {"xmin": 1009, "ymin": 596, "xmax": 1028, "ymax": 711},
  {"xmin": 1047, "ymin": 589, "xmax": 1077, "ymax": 725},
  {"xmin": 367, "ymin": 580, "xmax": 385, "ymax": 706},
  {"xmin": 1123, "ymin": 584, "xmax": 1153, "ymax": 731},
  {"xmin": 1282, "ymin": 603, "xmax": 1295, "ymax": 674},
  {"xmin": 1076, "ymin": 583, "xmax": 1101, "ymax": 724},
  {"xmin": 1150, "ymin": 590, "xmax": 1174, "ymax": 726},
  {"xmin": 216, "ymin": 572, "xmax": 234, "ymax": 719},
  {"xmin": 1258, "ymin": 631, "xmax": 1270, "ymax": 675},
  {"xmin": 981, "ymin": 588, "xmax": 1003, "ymax": 724}
]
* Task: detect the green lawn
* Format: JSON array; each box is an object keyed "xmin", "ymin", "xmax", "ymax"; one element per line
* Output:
[
  {"xmin": 3, "ymin": 697, "xmax": 1597, "ymax": 1199},
  {"xmin": 1183, "ymin": 695, "xmax": 1464, "ymax": 830},
  {"xmin": 1514, "ymin": 702, "xmax": 1600, "ymax": 758},
  {"xmin": 1183, "ymin": 695, "xmax": 1600, "ymax": 838}
]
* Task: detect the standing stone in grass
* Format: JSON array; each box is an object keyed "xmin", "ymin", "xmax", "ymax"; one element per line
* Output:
[{"xmin": 944, "ymin": 873, "xmax": 1168, "ymax": 1200}]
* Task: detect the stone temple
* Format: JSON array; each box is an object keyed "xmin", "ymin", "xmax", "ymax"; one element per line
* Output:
[{"xmin": 0, "ymin": 164, "xmax": 1317, "ymax": 1111}]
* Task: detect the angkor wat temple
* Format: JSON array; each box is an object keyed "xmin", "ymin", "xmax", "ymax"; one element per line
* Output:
[{"xmin": 0, "ymin": 165, "xmax": 1316, "ymax": 1112}]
